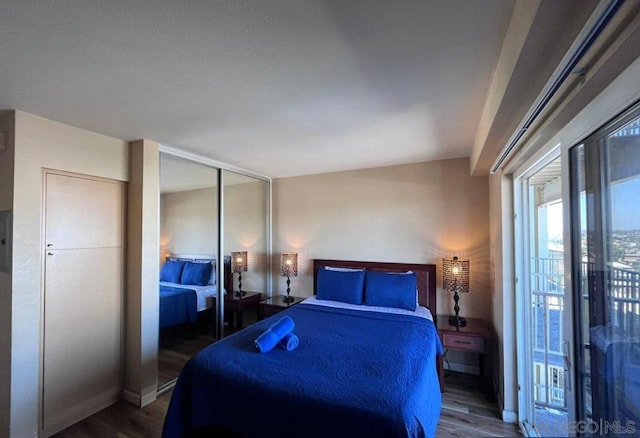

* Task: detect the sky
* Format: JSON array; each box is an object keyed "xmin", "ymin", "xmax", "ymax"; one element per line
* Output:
[{"xmin": 542, "ymin": 174, "xmax": 639, "ymax": 245}]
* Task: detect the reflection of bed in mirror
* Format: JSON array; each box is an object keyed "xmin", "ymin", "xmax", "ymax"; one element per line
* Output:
[{"xmin": 159, "ymin": 255, "xmax": 231, "ymax": 328}]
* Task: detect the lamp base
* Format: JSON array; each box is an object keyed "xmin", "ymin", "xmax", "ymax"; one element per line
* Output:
[
  {"xmin": 448, "ymin": 315, "xmax": 467, "ymax": 327},
  {"xmin": 234, "ymin": 290, "xmax": 247, "ymax": 298},
  {"xmin": 282, "ymin": 295, "xmax": 295, "ymax": 304}
]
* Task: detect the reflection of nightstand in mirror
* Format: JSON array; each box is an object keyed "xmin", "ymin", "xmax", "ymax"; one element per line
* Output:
[
  {"xmin": 225, "ymin": 291, "xmax": 262, "ymax": 330},
  {"xmin": 436, "ymin": 315, "xmax": 491, "ymax": 396},
  {"xmin": 259, "ymin": 295, "xmax": 305, "ymax": 319}
]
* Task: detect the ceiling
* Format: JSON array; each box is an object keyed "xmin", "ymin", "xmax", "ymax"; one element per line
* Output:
[
  {"xmin": 160, "ymin": 155, "xmax": 262, "ymax": 194},
  {"xmin": 0, "ymin": 0, "xmax": 515, "ymax": 177}
]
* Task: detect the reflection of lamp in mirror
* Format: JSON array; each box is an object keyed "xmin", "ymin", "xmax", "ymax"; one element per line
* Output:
[
  {"xmin": 231, "ymin": 251, "xmax": 248, "ymax": 297},
  {"xmin": 443, "ymin": 256, "xmax": 469, "ymax": 327},
  {"xmin": 280, "ymin": 252, "xmax": 298, "ymax": 304}
]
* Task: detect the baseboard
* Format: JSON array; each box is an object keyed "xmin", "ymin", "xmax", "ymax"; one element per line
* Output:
[
  {"xmin": 141, "ymin": 389, "xmax": 157, "ymax": 407},
  {"xmin": 502, "ymin": 409, "xmax": 518, "ymax": 423},
  {"xmin": 123, "ymin": 389, "xmax": 140, "ymax": 406},
  {"xmin": 123, "ymin": 387, "xmax": 157, "ymax": 408},
  {"xmin": 42, "ymin": 387, "xmax": 119, "ymax": 437}
]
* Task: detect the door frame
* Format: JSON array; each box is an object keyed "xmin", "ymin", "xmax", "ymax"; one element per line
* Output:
[
  {"xmin": 513, "ymin": 147, "xmax": 577, "ymax": 436},
  {"xmin": 40, "ymin": 169, "xmax": 126, "ymax": 436}
]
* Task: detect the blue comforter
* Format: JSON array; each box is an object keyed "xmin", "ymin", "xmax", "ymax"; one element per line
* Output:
[
  {"xmin": 163, "ymin": 303, "xmax": 443, "ymax": 437},
  {"xmin": 159, "ymin": 285, "xmax": 197, "ymax": 328}
]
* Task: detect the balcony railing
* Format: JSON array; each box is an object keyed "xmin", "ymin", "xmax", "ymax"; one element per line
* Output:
[
  {"xmin": 531, "ymin": 257, "xmax": 640, "ymax": 411},
  {"xmin": 532, "ymin": 256, "xmax": 566, "ymax": 410}
]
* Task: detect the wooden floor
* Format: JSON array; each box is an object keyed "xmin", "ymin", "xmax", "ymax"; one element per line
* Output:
[
  {"xmin": 437, "ymin": 372, "xmax": 521, "ymax": 437},
  {"xmin": 158, "ymin": 324, "xmax": 215, "ymax": 387},
  {"xmin": 158, "ymin": 308, "xmax": 259, "ymax": 387},
  {"xmin": 55, "ymin": 369, "xmax": 520, "ymax": 437}
]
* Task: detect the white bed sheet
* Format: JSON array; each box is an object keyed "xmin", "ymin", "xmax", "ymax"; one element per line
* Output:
[
  {"xmin": 301, "ymin": 296, "xmax": 433, "ymax": 321},
  {"xmin": 159, "ymin": 282, "xmax": 218, "ymax": 312}
]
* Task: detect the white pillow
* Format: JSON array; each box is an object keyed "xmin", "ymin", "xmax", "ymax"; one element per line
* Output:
[{"xmin": 324, "ymin": 266, "xmax": 364, "ymax": 272}]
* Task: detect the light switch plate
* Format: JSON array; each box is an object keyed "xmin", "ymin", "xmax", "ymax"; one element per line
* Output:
[{"xmin": 0, "ymin": 210, "xmax": 12, "ymax": 272}]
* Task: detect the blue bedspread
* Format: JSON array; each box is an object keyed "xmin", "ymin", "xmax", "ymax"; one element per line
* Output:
[
  {"xmin": 159, "ymin": 285, "xmax": 197, "ymax": 328},
  {"xmin": 163, "ymin": 304, "xmax": 443, "ymax": 437}
]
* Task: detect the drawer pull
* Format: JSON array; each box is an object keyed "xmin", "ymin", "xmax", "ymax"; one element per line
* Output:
[{"xmin": 454, "ymin": 340, "xmax": 471, "ymax": 345}]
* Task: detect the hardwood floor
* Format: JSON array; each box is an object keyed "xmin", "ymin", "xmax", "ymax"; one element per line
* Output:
[
  {"xmin": 437, "ymin": 372, "xmax": 521, "ymax": 437},
  {"xmin": 158, "ymin": 324, "xmax": 216, "ymax": 388},
  {"xmin": 157, "ymin": 307, "xmax": 259, "ymax": 387},
  {"xmin": 55, "ymin": 369, "xmax": 520, "ymax": 437}
]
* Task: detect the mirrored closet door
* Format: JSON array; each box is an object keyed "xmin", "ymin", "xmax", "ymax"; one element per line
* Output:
[
  {"xmin": 158, "ymin": 154, "xmax": 220, "ymax": 389},
  {"xmin": 222, "ymin": 169, "xmax": 270, "ymax": 337}
]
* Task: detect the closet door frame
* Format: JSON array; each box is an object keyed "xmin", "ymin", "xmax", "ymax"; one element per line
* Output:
[{"xmin": 40, "ymin": 168, "xmax": 126, "ymax": 436}]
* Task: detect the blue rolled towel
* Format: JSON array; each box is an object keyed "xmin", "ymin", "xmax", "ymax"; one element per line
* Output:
[
  {"xmin": 279, "ymin": 332, "xmax": 299, "ymax": 351},
  {"xmin": 254, "ymin": 316, "xmax": 295, "ymax": 353}
]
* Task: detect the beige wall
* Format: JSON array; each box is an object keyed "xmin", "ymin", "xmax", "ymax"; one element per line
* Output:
[
  {"xmin": 7, "ymin": 111, "xmax": 128, "ymax": 436},
  {"xmin": 0, "ymin": 111, "xmax": 15, "ymax": 437},
  {"xmin": 273, "ymin": 158, "xmax": 491, "ymax": 321},
  {"xmin": 489, "ymin": 170, "xmax": 517, "ymax": 421},
  {"xmin": 224, "ymin": 180, "xmax": 268, "ymax": 294},
  {"xmin": 126, "ymin": 140, "xmax": 159, "ymax": 407},
  {"xmin": 161, "ymin": 187, "xmax": 218, "ymax": 257},
  {"xmin": 160, "ymin": 180, "xmax": 268, "ymax": 294}
]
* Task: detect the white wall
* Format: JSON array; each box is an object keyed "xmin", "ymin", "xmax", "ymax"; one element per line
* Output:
[{"xmin": 7, "ymin": 111, "xmax": 128, "ymax": 437}]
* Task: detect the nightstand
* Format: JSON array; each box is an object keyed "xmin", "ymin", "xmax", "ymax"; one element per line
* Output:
[
  {"xmin": 225, "ymin": 291, "xmax": 262, "ymax": 330},
  {"xmin": 436, "ymin": 315, "xmax": 491, "ymax": 395},
  {"xmin": 259, "ymin": 295, "xmax": 305, "ymax": 319}
]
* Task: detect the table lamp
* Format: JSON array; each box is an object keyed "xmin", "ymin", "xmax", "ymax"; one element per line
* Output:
[
  {"xmin": 443, "ymin": 256, "xmax": 469, "ymax": 327},
  {"xmin": 231, "ymin": 251, "xmax": 248, "ymax": 297},
  {"xmin": 280, "ymin": 252, "xmax": 298, "ymax": 304}
]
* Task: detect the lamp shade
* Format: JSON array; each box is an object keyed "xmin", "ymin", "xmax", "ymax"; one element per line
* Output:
[
  {"xmin": 231, "ymin": 251, "xmax": 248, "ymax": 273},
  {"xmin": 280, "ymin": 253, "xmax": 298, "ymax": 277},
  {"xmin": 443, "ymin": 256, "xmax": 469, "ymax": 293}
]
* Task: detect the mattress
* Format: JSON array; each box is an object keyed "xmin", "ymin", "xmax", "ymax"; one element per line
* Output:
[{"xmin": 159, "ymin": 281, "xmax": 218, "ymax": 312}]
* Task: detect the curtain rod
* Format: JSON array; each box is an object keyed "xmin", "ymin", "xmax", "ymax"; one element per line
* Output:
[{"xmin": 490, "ymin": 0, "xmax": 624, "ymax": 174}]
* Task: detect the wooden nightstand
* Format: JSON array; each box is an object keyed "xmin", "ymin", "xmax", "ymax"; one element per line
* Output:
[
  {"xmin": 225, "ymin": 291, "xmax": 262, "ymax": 330},
  {"xmin": 259, "ymin": 295, "xmax": 305, "ymax": 319},
  {"xmin": 436, "ymin": 315, "xmax": 491, "ymax": 394}
]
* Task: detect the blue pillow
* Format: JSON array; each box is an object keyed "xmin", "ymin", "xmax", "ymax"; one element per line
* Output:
[
  {"xmin": 192, "ymin": 259, "xmax": 217, "ymax": 285},
  {"xmin": 160, "ymin": 260, "xmax": 186, "ymax": 283},
  {"xmin": 181, "ymin": 261, "xmax": 213, "ymax": 286},
  {"xmin": 316, "ymin": 269, "xmax": 365, "ymax": 305},
  {"xmin": 365, "ymin": 271, "xmax": 417, "ymax": 311}
]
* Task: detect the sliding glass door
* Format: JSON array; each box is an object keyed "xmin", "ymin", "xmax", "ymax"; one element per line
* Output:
[{"xmin": 570, "ymin": 104, "xmax": 640, "ymax": 435}]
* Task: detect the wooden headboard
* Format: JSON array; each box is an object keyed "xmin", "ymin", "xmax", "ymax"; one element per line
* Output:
[
  {"xmin": 313, "ymin": 259, "xmax": 437, "ymax": 316},
  {"xmin": 223, "ymin": 255, "xmax": 231, "ymax": 294}
]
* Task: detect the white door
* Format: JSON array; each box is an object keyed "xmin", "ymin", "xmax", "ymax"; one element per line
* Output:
[{"xmin": 42, "ymin": 172, "xmax": 124, "ymax": 436}]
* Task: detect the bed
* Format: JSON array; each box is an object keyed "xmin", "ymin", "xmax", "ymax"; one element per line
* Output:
[
  {"xmin": 162, "ymin": 259, "xmax": 443, "ymax": 437},
  {"xmin": 159, "ymin": 255, "xmax": 231, "ymax": 328}
]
